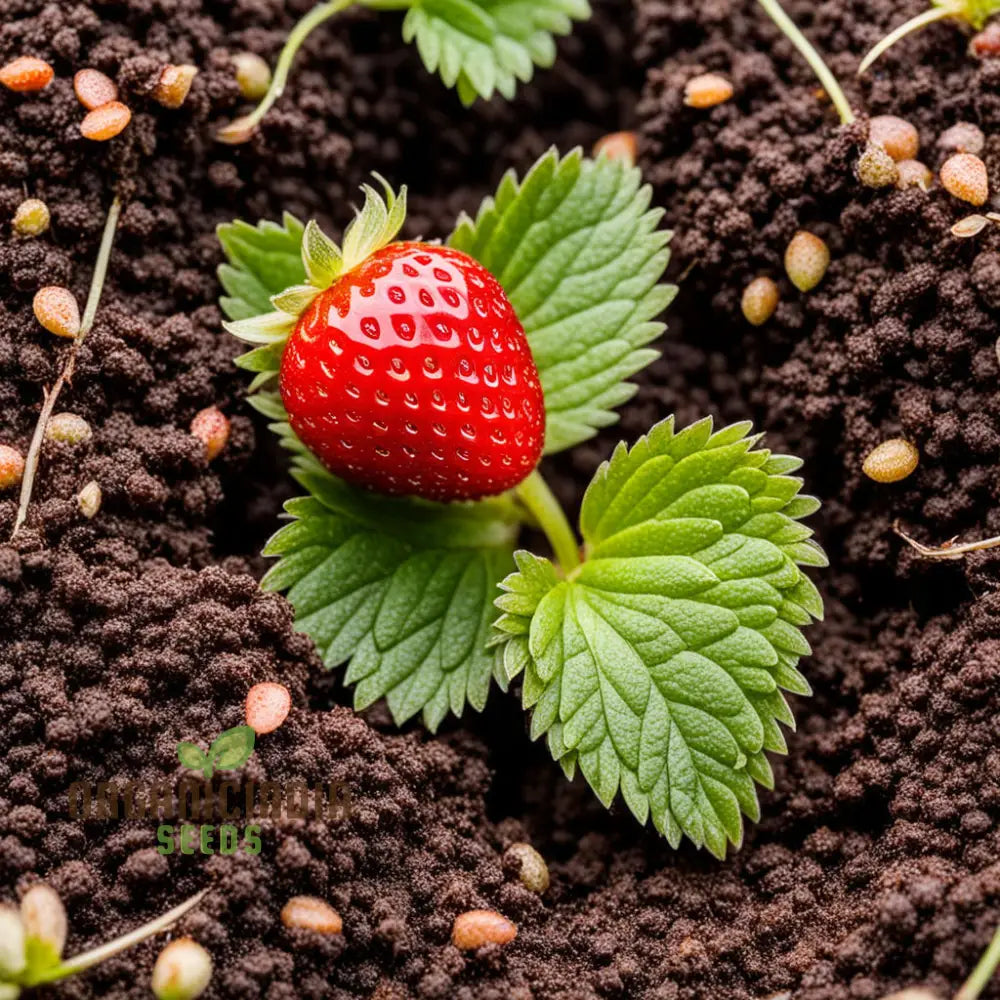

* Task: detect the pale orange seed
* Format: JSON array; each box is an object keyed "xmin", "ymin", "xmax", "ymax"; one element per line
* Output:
[
  {"xmin": 281, "ymin": 897, "xmax": 342, "ymax": 935},
  {"xmin": 895, "ymin": 160, "xmax": 932, "ymax": 191},
  {"xmin": 80, "ymin": 101, "xmax": 131, "ymax": 141},
  {"xmin": 33, "ymin": 286, "xmax": 81, "ymax": 339},
  {"xmin": 190, "ymin": 406, "xmax": 230, "ymax": 461},
  {"xmin": 0, "ymin": 56, "xmax": 54, "ymax": 92},
  {"xmin": 73, "ymin": 68, "xmax": 118, "ymax": 110},
  {"xmin": 741, "ymin": 276, "xmax": 779, "ymax": 326},
  {"xmin": 868, "ymin": 115, "xmax": 919, "ymax": 162},
  {"xmin": 940, "ymin": 153, "xmax": 989, "ymax": 206},
  {"xmin": 245, "ymin": 682, "xmax": 291, "ymax": 735},
  {"xmin": 0, "ymin": 445, "xmax": 26, "ymax": 490},
  {"xmin": 938, "ymin": 122, "xmax": 985, "ymax": 157},
  {"xmin": 784, "ymin": 231, "xmax": 830, "ymax": 293},
  {"xmin": 593, "ymin": 131, "xmax": 638, "ymax": 166},
  {"xmin": 684, "ymin": 73, "xmax": 733, "ymax": 109},
  {"xmin": 153, "ymin": 64, "xmax": 198, "ymax": 108},
  {"xmin": 452, "ymin": 909, "xmax": 518, "ymax": 950},
  {"xmin": 862, "ymin": 439, "xmax": 919, "ymax": 484}
]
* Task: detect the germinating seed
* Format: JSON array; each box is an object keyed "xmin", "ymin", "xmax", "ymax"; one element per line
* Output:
[
  {"xmin": 862, "ymin": 439, "xmax": 919, "ymax": 483},
  {"xmin": 80, "ymin": 101, "xmax": 131, "ymax": 141},
  {"xmin": 215, "ymin": 116, "xmax": 256, "ymax": 145},
  {"xmin": 33, "ymin": 286, "xmax": 81, "ymax": 339},
  {"xmin": 153, "ymin": 64, "xmax": 198, "ymax": 108},
  {"xmin": 245, "ymin": 682, "xmax": 291, "ymax": 734},
  {"xmin": 13, "ymin": 198, "xmax": 49, "ymax": 237},
  {"xmin": 451, "ymin": 909, "xmax": 517, "ymax": 950},
  {"xmin": 741, "ymin": 276, "xmax": 779, "ymax": 326},
  {"xmin": 73, "ymin": 68, "xmax": 118, "ymax": 110},
  {"xmin": 868, "ymin": 115, "xmax": 919, "ymax": 161},
  {"xmin": 0, "ymin": 446, "xmax": 26, "ymax": 490},
  {"xmin": 151, "ymin": 937, "xmax": 213, "ymax": 1000},
  {"xmin": 0, "ymin": 906, "xmax": 25, "ymax": 978},
  {"xmin": 281, "ymin": 896, "xmax": 342, "ymax": 935},
  {"xmin": 856, "ymin": 143, "xmax": 899, "ymax": 188},
  {"xmin": 593, "ymin": 131, "xmax": 638, "ymax": 166},
  {"xmin": 784, "ymin": 231, "xmax": 830, "ymax": 292},
  {"xmin": 190, "ymin": 406, "xmax": 230, "ymax": 460},
  {"xmin": 938, "ymin": 122, "xmax": 985, "ymax": 157},
  {"xmin": 940, "ymin": 153, "xmax": 989, "ymax": 206},
  {"xmin": 77, "ymin": 480, "xmax": 102, "ymax": 519},
  {"xmin": 0, "ymin": 56, "xmax": 54, "ymax": 92},
  {"xmin": 233, "ymin": 52, "xmax": 271, "ymax": 100},
  {"xmin": 951, "ymin": 215, "xmax": 989, "ymax": 239},
  {"xmin": 684, "ymin": 72, "xmax": 733, "ymax": 109},
  {"xmin": 505, "ymin": 843, "xmax": 549, "ymax": 894},
  {"xmin": 19, "ymin": 885, "xmax": 66, "ymax": 960},
  {"xmin": 895, "ymin": 160, "xmax": 932, "ymax": 191},
  {"xmin": 46, "ymin": 412, "xmax": 92, "ymax": 445}
]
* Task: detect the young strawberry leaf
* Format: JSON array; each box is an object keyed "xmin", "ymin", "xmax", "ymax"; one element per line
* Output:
[
  {"xmin": 449, "ymin": 147, "xmax": 676, "ymax": 454},
  {"xmin": 491, "ymin": 416, "xmax": 825, "ymax": 857}
]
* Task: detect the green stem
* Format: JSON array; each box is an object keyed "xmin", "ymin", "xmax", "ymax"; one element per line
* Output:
[
  {"xmin": 956, "ymin": 925, "xmax": 1000, "ymax": 1000},
  {"xmin": 516, "ymin": 470, "xmax": 581, "ymax": 573},
  {"xmin": 858, "ymin": 4, "xmax": 960, "ymax": 74},
  {"xmin": 756, "ymin": 0, "xmax": 855, "ymax": 124}
]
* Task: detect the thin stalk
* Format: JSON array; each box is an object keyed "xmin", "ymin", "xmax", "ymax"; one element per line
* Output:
[
  {"xmin": 756, "ymin": 0, "xmax": 855, "ymax": 124},
  {"xmin": 892, "ymin": 521, "xmax": 1000, "ymax": 561},
  {"xmin": 956, "ymin": 924, "xmax": 1000, "ymax": 1000},
  {"xmin": 11, "ymin": 194, "xmax": 122, "ymax": 539},
  {"xmin": 23, "ymin": 889, "xmax": 209, "ymax": 986},
  {"xmin": 217, "ymin": 0, "xmax": 355, "ymax": 141},
  {"xmin": 515, "ymin": 470, "xmax": 581, "ymax": 573},
  {"xmin": 858, "ymin": 3, "xmax": 961, "ymax": 74}
]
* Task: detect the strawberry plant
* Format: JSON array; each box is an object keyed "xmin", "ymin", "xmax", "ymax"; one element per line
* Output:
[{"xmin": 219, "ymin": 148, "xmax": 827, "ymax": 857}]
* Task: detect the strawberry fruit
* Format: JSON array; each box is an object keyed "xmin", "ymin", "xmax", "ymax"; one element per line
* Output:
[{"xmin": 279, "ymin": 242, "xmax": 545, "ymax": 502}]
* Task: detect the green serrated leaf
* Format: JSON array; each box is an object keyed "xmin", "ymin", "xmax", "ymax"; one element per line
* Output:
[
  {"xmin": 449, "ymin": 147, "xmax": 675, "ymax": 454},
  {"xmin": 490, "ymin": 416, "xmax": 824, "ymax": 856},
  {"xmin": 209, "ymin": 726, "xmax": 256, "ymax": 771}
]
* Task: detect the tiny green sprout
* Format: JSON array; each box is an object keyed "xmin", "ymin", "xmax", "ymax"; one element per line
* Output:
[{"xmin": 859, "ymin": 0, "xmax": 1000, "ymax": 75}]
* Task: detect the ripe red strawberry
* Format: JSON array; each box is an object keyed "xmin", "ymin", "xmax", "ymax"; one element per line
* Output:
[{"xmin": 279, "ymin": 242, "xmax": 545, "ymax": 501}]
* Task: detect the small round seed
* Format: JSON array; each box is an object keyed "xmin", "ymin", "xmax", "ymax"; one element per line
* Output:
[
  {"xmin": 46, "ymin": 412, "xmax": 92, "ymax": 445},
  {"xmin": 73, "ymin": 68, "xmax": 118, "ymax": 110},
  {"xmin": 33, "ymin": 286, "xmax": 81, "ymax": 339},
  {"xmin": 151, "ymin": 937, "xmax": 213, "ymax": 1000},
  {"xmin": 862, "ymin": 439, "xmax": 919, "ymax": 483},
  {"xmin": 938, "ymin": 122, "xmax": 985, "ymax": 157},
  {"xmin": 741, "ymin": 276, "xmax": 779, "ymax": 326},
  {"xmin": 940, "ymin": 153, "xmax": 989, "ymax": 206},
  {"xmin": 190, "ymin": 406, "xmax": 230, "ymax": 461},
  {"xmin": 951, "ymin": 214, "xmax": 989, "ymax": 239},
  {"xmin": 0, "ymin": 906, "xmax": 26, "ymax": 978},
  {"xmin": 77, "ymin": 480, "xmax": 102, "ymax": 519},
  {"xmin": 452, "ymin": 909, "xmax": 517, "ymax": 950},
  {"xmin": 593, "ymin": 131, "xmax": 638, "ymax": 166},
  {"xmin": 784, "ymin": 231, "xmax": 830, "ymax": 293},
  {"xmin": 0, "ymin": 446, "xmax": 25, "ymax": 491},
  {"xmin": 895, "ymin": 160, "xmax": 932, "ymax": 191},
  {"xmin": 868, "ymin": 115, "xmax": 919, "ymax": 161},
  {"xmin": 245, "ymin": 682, "xmax": 291, "ymax": 735},
  {"xmin": 214, "ymin": 115, "xmax": 256, "ymax": 145},
  {"xmin": 505, "ymin": 843, "xmax": 549, "ymax": 894},
  {"xmin": 856, "ymin": 143, "xmax": 899, "ymax": 188},
  {"xmin": 233, "ymin": 52, "xmax": 271, "ymax": 100},
  {"xmin": 19, "ymin": 885, "xmax": 66, "ymax": 960},
  {"xmin": 0, "ymin": 56, "xmax": 54, "ymax": 92},
  {"xmin": 153, "ymin": 64, "xmax": 198, "ymax": 108},
  {"xmin": 684, "ymin": 73, "xmax": 733, "ymax": 109},
  {"xmin": 281, "ymin": 896, "xmax": 342, "ymax": 935},
  {"xmin": 13, "ymin": 198, "xmax": 50, "ymax": 237},
  {"xmin": 80, "ymin": 101, "xmax": 131, "ymax": 141}
]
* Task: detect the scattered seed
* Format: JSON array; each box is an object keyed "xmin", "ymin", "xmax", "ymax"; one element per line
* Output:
[
  {"xmin": 19, "ymin": 884, "xmax": 66, "ymax": 961},
  {"xmin": 505, "ymin": 843, "xmax": 550, "ymax": 894},
  {"xmin": 281, "ymin": 896, "xmax": 343, "ymax": 935},
  {"xmin": 153, "ymin": 64, "xmax": 198, "ymax": 109},
  {"xmin": 940, "ymin": 153, "xmax": 989, "ymax": 206},
  {"xmin": 46, "ymin": 412, "xmax": 92, "ymax": 445},
  {"xmin": 233, "ymin": 52, "xmax": 271, "ymax": 100},
  {"xmin": 970, "ymin": 21, "xmax": 1000, "ymax": 57},
  {"xmin": 77, "ymin": 480, "xmax": 102, "ymax": 519},
  {"xmin": 856, "ymin": 143, "xmax": 899, "ymax": 188},
  {"xmin": 895, "ymin": 160, "xmax": 932, "ymax": 191},
  {"xmin": 13, "ymin": 198, "xmax": 50, "ymax": 237},
  {"xmin": 33, "ymin": 286, "xmax": 81, "ymax": 339},
  {"xmin": 245, "ymin": 682, "xmax": 291, "ymax": 734},
  {"xmin": 190, "ymin": 406, "xmax": 230, "ymax": 460},
  {"xmin": 593, "ymin": 131, "xmax": 638, "ymax": 166},
  {"xmin": 868, "ymin": 115, "xmax": 919, "ymax": 161},
  {"xmin": 741, "ymin": 276, "xmax": 779, "ymax": 326},
  {"xmin": 0, "ymin": 906, "xmax": 26, "ymax": 978},
  {"xmin": 214, "ymin": 115, "xmax": 256, "ymax": 145},
  {"xmin": 683, "ymin": 73, "xmax": 733, "ymax": 109},
  {"xmin": 151, "ymin": 937, "xmax": 213, "ymax": 1000},
  {"xmin": 951, "ymin": 214, "xmax": 989, "ymax": 239},
  {"xmin": 452, "ymin": 909, "xmax": 517, "ymax": 950},
  {"xmin": 862, "ymin": 439, "xmax": 919, "ymax": 483},
  {"xmin": 784, "ymin": 231, "xmax": 830, "ymax": 292},
  {"xmin": 987, "ymin": 213, "xmax": 1000, "ymax": 223},
  {"xmin": 0, "ymin": 446, "xmax": 25, "ymax": 491},
  {"xmin": 0, "ymin": 56, "xmax": 54, "ymax": 92},
  {"xmin": 73, "ymin": 68, "xmax": 118, "ymax": 110},
  {"xmin": 80, "ymin": 100, "xmax": 132, "ymax": 141},
  {"xmin": 937, "ymin": 122, "xmax": 985, "ymax": 157}
]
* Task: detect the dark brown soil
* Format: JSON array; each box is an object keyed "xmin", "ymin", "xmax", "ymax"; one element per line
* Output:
[{"xmin": 2, "ymin": 0, "xmax": 1000, "ymax": 998}]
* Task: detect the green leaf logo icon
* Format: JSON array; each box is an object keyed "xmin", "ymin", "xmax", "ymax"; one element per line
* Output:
[
  {"xmin": 208, "ymin": 726, "xmax": 256, "ymax": 772},
  {"xmin": 176, "ymin": 741, "xmax": 212, "ymax": 779}
]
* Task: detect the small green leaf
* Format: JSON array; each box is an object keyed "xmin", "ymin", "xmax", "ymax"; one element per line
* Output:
[
  {"xmin": 491, "ymin": 416, "xmax": 825, "ymax": 857},
  {"xmin": 450, "ymin": 148, "xmax": 675, "ymax": 454},
  {"xmin": 176, "ymin": 742, "xmax": 209, "ymax": 772},
  {"xmin": 208, "ymin": 726, "xmax": 256, "ymax": 771}
]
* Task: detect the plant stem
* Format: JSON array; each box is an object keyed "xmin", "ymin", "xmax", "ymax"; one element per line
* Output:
[
  {"xmin": 516, "ymin": 469, "xmax": 581, "ymax": 573},
  {"xmin": 956, "ymin": 924, "xmax": 1000, "ymax": 1000},
  {"xmin": 858, "ymin": 3, "xmax": 961, "ymax": 74},
  {"xmin": 756, "ymin": 0, "xmax": 855, "ymax": 124},
  {"xmin": 11, "ymin": 194, "xmax": 122, "ymax": 540},
  {"xmin": 23, "ymin": 889, "xmax": 209, "ymax": 986}
]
